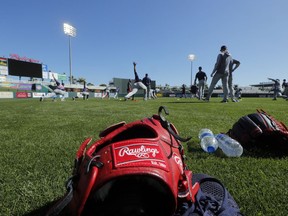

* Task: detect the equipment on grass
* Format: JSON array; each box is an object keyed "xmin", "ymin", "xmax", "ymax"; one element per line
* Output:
[
  {"xmin": 46, "ymin": 106, "xmax": 200, "ymax": 216},
  {"xmin": 47, "ymin": 106, "xmax": 244, "ymax": 216},
  {"xmin": 181, "ymin": 173, "xmax": 243, "ymax": 216},
  {"xmin": 190, "ymin": 85, "xmax": 198, "ymax": 94},
  {"xmin": 227, "ymin": 109, "xmax": 288, "ymax": 152}
]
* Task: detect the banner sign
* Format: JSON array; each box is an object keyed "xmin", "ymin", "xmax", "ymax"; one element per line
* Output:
[
  {"xmin": 33, "ymin": 92, "xmax": 45, "ymax": 98},
  {"xmin": 0, "ymin": 76, "xmax": 7, "ymax": 82},
  {"xmin": 18, "ymin": 83, "xmax": 32, "ymax": 90},
  {"xmin": 9, "ymin": 54, "xmax": 40, "ymax": 63},
  {"xmin": 0, "ymin": 57, "xmax": 8, "ymax": 75},
  {"xmin": 94, "ymin": 93, "xmax": 102, "ymax": 98},
  {"xmin": 0, "ymin": 83, "xmax": 32, "ymax": 90},
  {"xmin": 0, "ymin": 92, "xmax": 13, "ymax": 98},
  {"xmin": 16, "ymin": 92, "xmax": 30, "ymax": 98},
  {"xmin": 58, "ymin": 74, "xmax": 67, "ymax": 81},
  {"xmin": 48, "ymin": 72, "xmax": 67, "ymax": 82},
  {"xmin": 0, "ymin": 83, "xmax": 18, "ymax": 89}
]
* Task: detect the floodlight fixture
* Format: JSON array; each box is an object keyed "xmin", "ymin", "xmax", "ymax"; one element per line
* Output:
[
  {"xmin": 188, "ymin": 54, "xmax": 196, "ymax": 86},
  {"xmin": 63, "ymin": 23, "xmax": 76, "ymax": 37},
  {"xmin": 63, "ymin": 23, "xmax": 77, "ymax": 85}
]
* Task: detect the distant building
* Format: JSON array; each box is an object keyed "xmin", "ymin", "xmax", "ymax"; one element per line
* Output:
[{"xmin": 250, "ymin": 81, "xmax": 274, "ymax": 91}]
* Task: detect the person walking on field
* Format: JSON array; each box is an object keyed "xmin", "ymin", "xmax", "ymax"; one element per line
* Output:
[
  {"xmin": 124, "ymin": 62, "xmax": 147, "ymax": 101},
  {"xmin": 142, "ymin": 73, "xmax": 152, "ymax": 99},
  {"xmin": 194, "ymin": 66, "xmax": 207, "ymax": 100},
  {"xmin": 205, "ymin": 45, "xmax": 233, "ymax": 103}
]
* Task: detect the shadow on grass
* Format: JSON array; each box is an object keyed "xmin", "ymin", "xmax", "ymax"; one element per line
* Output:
[
  {"xmin": 22, "ymin": 199, "xmax": 61, "ymax": 216},
  {"xmin": 243, "ymin": 147, "xmax": 288, "ymax": 158},
  {"xmin": 187, "ymin": 140, "xmax": 205, "ymax": 153},
  {"xmin": 187, "ymin": 140, "xmax": 288, "ymax": 159}
]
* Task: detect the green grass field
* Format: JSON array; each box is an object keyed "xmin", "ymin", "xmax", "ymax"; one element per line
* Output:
[{"xmin": 1, "ymin": 97, "xmax": 288, "ymax": 216}]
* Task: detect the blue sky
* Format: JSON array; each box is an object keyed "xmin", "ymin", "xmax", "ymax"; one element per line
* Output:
[{"xmin": 1, "ymin": 0, "xmax": 288, "ymax": 87}]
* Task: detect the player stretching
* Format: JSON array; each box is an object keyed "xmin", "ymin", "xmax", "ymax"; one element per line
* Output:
[
  {"xmin": 51, "ymin": 74, "xmax": 66, "ymax": 101},
  {"xmin": 124, "ymin": 62, "xmax": 147, "ymax": 101}
]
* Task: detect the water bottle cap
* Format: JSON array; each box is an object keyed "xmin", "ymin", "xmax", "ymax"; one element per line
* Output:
[
  {"xmin": 207, "ymin": 146, "xmax": 216, "ymax": 153},
  {"xmin": 200, "ymin": 132, "xmax": 212, "ymax": 139},
  {"xmin": 216, "ymin": 133, "xmax": 224, "ymax": 138}
]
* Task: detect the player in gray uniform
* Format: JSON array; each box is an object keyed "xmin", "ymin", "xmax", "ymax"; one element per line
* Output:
[
  {"xmin": 124, "ymin": 62, "xmax": 147, "ymax": 101},
  {"xmin": 205, "ymin": 45, "xmax": 232, "ymax": 102},
  {"xmin": 282, "ymin": 79, "xmax": 288, "ymax": 100},
  {"xmin": 228, "ymin": 57, "xmax": 241, "ymax": 102},
  {"xmin": 268, "ymin": 78, "xmax": 281, "ymax": 100},
  {"xmin": 194, "ymin": 66, "xmax": 207, "ymax": 100}
]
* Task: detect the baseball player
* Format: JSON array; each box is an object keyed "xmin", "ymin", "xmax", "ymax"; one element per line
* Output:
[
  {"xmin": 51, "ymin": 74, "xmax": 66, "ymax": 101},
  {"xmin": 81, "ymin": 81, "xmax": 89, "ymax": 100},
  {"xmin": 194, "ymin": 66, "xmax": 207, "ymax": 100},
  {"xmin": 124, "ymin": 62, "xmax": 147, "ymax": 101},
  {"xmin": 205, "ymin": 45, "xmax": 232, "ymax": 103},
  {"xmin": 228, "ymin": 58, "xmax": 241, "ymax": 102},
  {"xmin": 268, "ymin": 78, "xmax": 281, "ymax": 100}
]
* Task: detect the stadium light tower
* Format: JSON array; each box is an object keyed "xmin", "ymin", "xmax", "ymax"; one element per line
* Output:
[
  {"xmin": 63, "ymin": 23, "xmax": 76, "ymax": 85},
  {"xmin": 188, "ymin": 54, "xmax": 196, "ymax": 86}
]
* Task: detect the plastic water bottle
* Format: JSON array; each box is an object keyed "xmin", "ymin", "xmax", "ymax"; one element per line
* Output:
[
  {"xmin": 215, "ymin": 133, "xmax": 243, "ymax": 157},
  {"xmin": 198, "ymin": 129, "xmax": 218, "ymax": 153}
]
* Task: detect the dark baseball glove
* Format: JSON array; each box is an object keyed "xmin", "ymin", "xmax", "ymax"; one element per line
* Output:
[
  {"xmin": 47, "ymin": 106, "xmax": 200, "ymax": 216},
  {"xmin": 228, "ymin": 109, "xmax": 288, "ymax": 153}
]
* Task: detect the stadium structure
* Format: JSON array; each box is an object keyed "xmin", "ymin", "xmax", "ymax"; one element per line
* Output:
[{"xmin": 0, "ymin": 55, "xmax": 281, "ymax": 99}]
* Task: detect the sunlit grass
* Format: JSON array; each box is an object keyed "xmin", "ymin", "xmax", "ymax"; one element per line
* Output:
[{"xmin": 0, "ymin": 97, "xmax": 287, "ymax": 215}]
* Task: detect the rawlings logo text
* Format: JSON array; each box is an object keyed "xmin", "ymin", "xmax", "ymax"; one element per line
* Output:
[{"xmin": 118, "ymin": 145, "xmax": 159, "ymax": 158}]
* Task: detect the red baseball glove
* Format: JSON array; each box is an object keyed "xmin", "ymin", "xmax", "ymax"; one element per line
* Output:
[
  {"xmin": 228, "ymin": 109, "xmax": 288, "ymax": 152},
  {"xmin": 47, "ymin": 106, "xmax": 199, "ymax": 216}
]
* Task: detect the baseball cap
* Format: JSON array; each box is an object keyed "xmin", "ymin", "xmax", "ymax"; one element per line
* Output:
[{"xmin": 220, "ymin": 45, "xmax": 227, "ymax": 51}]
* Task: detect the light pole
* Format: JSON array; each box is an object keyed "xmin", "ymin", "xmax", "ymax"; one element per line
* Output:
[
  {"xmin": 63, "ymin": 23, "xmax": 76, "ymax": 85},
  {"xmin": 187, "ymin": 54, "xmax": 195, "ymax": 86}
]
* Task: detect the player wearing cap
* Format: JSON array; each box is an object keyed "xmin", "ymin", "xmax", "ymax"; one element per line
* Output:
[
  {"xmin": 205, "ymin": 45, "xmax": 233, "ymax": 103},
  {"xmin": 194, "ymin": 66, "xmax": 207, "ymax": 100}
]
